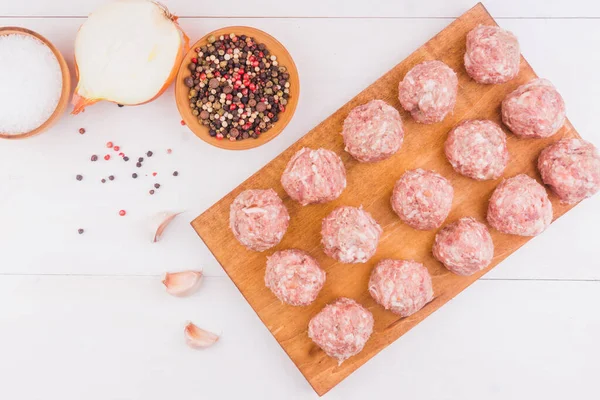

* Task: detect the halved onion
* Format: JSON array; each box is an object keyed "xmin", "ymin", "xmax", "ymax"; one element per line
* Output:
[{"xmin": 72, "ymin": 0, "xmax": 189, "ymax": 114}]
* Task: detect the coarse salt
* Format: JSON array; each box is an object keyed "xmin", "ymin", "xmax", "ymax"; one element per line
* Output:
[{"xmin": 0, "ymin": 34, "xmax": 62, "ymax": 135}]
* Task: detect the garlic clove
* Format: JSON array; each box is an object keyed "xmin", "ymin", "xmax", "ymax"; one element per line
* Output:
[
  {"xmin": 153, "ymin": 211, "xmax": 182, "ymax": 243},
  {"xmin": 184, "ymin": 322, "xmax": 219, "ymax": 349},
  {"xmin": 162, "ymin": 270, "xmax": 203, "ymax": 297}
]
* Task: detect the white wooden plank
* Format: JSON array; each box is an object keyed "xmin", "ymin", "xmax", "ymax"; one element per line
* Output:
[
  {"xmin": 0, "ymin": 17, "xmax": 598, "ymax": 279},
  {"xmin": 0, "ymin": 276, "xmax": 597, "ymax": 399},
  {"xmin": 1, "ymin": 0, "xmax": 600, "ymax": 18}
]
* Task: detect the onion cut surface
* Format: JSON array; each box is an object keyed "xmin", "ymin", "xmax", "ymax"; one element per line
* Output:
[{"xmin": 72, "ymin": 0, "xmax": 188, "ymax": 114}]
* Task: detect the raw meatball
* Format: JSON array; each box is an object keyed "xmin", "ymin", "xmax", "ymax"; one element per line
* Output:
[
  {"xmin": 342, "ymin": 99, "xmax": 404, "ymax": 163},
  {"xmin": 501, "ymin": 79, "xmax": 566, "ymax": 139},
  {"xmin": 391, "ymin": 169, "xmax": 454, "ymax": 230},
  {"xmin": 464, "ymin": 25, "xmax": 520, "ymax": 84},
  {"xmin": 538, "ymin": 138, "xmax": 600, "ymax": 204},
  {"xmin": 433, "ymin": 217, "xmax": 494, "ymax": 276},
  {"xmin": 229, "ymin": 189, "xmax": 290, "ymax": 251},
  {"xmin": 368, "ymin": 259, "xmax": 434, "ymax": 317},
  {"xmin": 445, "ymin": 119, "xmax": 509, "ymax": 180},
  {"xmin": 281, "ymin": 147, "xmax": 347, "ymax": 205},
  {"xmin": 487, "ymin": 174, "xmax": 553, "ymax": 236},
  {"xmin": 265, "ymin": 249, "xmax": 326, "ymax": 306},
  {"xmin": 398, "ymin": 60, "xmax": 458, "ymax": 124},
  {"xmin": 308, "ymin": 297, "xmax": 374, "ymax": 364},
  {"xmin": 321, "ymin": 206, "xmax": 382, "ymax": 264}
]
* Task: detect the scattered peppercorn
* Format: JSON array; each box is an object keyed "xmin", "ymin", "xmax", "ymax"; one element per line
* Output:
[
  {"xmin": 154, "ymin": 183, "xmax": 160, "ymax": 189},
  {"xmin": 136, "ymin": 162, "xmax": 142, "ymax": 168},
  {"xmin": 113, "ymin": 146, "xmax": 120, "ymax": 151},
  {"xmin": 91, "ymin": 155, "xmax": 98, "ymax": 162},
  {"xmin": 132, "ymin": 173, "xmax": 138, "ymax": 179},
  {"xmin": 118, "ymin": 104, "xmax": 124, "ymax": 107},
  {"xmin": 76, "ymin": 175, "xmax": 83, "ymax": 181},
  {"xmin": 173, "ymin": 171, "xmax": 179, "ymax": 176},
  {"xmin": 180, "ymin": 120, "xmax": 186, "ymax": 126},
  {"xmin": 167, "ymin": 148, "xmax": 172, "ymax": 154},
  {"xmin": 152, "ymin": 172, "xmax": 157, "ymax": 177},
  {"xmin": 78, "ymin": 229, "xmax": 84, "ymax": 234},
  {"xmin": 138, "ymin": 157, "xmax": 144, "ymax": 162},
  {"xmin": 101, "ymin": 178, "xmax": 106, "ymax": 183},
  {"xmin": 146, "ymin": 151, "xmax": 153, "ymax": 157},
  {"xmin": 149, "ymin": 190, "xmax": 155, "ymax": 195},
  {"xmin": 108, "ymin": 175, "xmax": 115, "ymax": 181},
  {"xmin": 123, "ymin": 156, "xmax": 129, "ymax": 161},
  {"xmin": 79, "ymin": 128, "xmax": 85, "ymax": 134},
  {"xmin": 106, "ymin": 142, "xmax": 113, "ymax": 148},
  {"xmin": 119, "ymin": 210, "xmax": 126, "ymax": 216},
  {"xmin": 104, "ymin": 154, "xmax": 110, "ymax": 161}
]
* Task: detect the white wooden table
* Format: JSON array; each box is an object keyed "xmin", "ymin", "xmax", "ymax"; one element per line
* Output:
[{"xmin": 1, "ymin": 1, "xmax": 599, "ymax": 399}]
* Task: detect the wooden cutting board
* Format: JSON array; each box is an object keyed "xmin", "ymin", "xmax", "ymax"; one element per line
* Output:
[{"xmin": 192, "ymin": 2, "xmax": 581, "ymax": 396}]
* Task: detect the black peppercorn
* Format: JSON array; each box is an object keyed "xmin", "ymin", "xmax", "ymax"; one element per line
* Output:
[{"xmin": 76, "ymin": 175, "xmax": 83, "ymax": 181}]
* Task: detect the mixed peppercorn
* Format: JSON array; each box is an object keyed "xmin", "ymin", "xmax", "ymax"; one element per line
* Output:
[{"xmin": 184, "ymin": 33, "xmax": 291, "ymax": 141}]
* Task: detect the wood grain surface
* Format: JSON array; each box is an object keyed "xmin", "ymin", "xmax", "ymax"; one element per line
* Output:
[{"xmin": 191, "ymin": 3, "xmax": 581, "ymax": 396}]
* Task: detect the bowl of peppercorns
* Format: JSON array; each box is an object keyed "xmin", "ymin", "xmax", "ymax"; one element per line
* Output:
[{"xmin": 175, "ymin": 26, "xmax": 299, "ymax": 150}]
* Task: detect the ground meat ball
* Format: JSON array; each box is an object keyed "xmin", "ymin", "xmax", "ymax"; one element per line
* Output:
[
  {"xmin": 433, "ymin": 217, "xmax": 494, "ymax": 276},
  {"xmin": 281, "ymin": 147, "xmax": 347, "ymax": 205},
  {"xmin": 391, "ymin": 169, "xmax": 454, "ymax": 230},
  {"xmin": 368, "ymin": 259, "xmax": 434, "ymax": 317},
  {"xmin": 308, "ymin": 297, "xmax": 374, "ymax": 364},
  {"xmin": 464, "ymin": 25, "xmax": 520, "ymax": 84},
  {"xmin": 341, "ymin": 99, "xmax": 404, "ymax": 163},
  {"xmin": 321, "ymin": 206, "xmax": 382, "ymax": 264},
  {"xmin": 229, "ymin": 189, "xmax": 290, "ymax": 251},
  {"xmin": 501, "ymin": 79, "xmax": 566, "ymax": 139},
  {"xmin": 264, "ymin": 249, "xmax": 326, "ymax": 306},
  {"xmin": 398, "ymin": 60, "xmax": 458, "ymax": 124},
  {"xmin": 538, "ymin": 138, "xmax": 600, "ymax": 204},
  {"xmin": 445, "ymin": 119, "xmax": 509, "ymax": 180},
  {"xmin": 487, "ymin": 174, "xmax": 553, "ymax": 236}
]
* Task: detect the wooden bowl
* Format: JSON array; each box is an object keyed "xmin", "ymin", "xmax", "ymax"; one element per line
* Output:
[
  {"xmin": 0, "ymin": 27, "xmax": 71, "ymax": 140},
  {"xmin": 175, "ymin": 26, "xmax": 300, "ymax": 150}
]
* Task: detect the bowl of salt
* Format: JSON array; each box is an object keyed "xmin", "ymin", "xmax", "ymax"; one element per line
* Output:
[{"xmin": 0, "ymin": 27, "xmax": 71, "ymax": 139}]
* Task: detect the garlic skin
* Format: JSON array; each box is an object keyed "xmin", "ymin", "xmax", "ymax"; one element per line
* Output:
[
  {"xmin": 162, "ymin": 270, "xmax": 203, "ymax": 297},
  {"xmin": 184, "ymin": 322, "xmax": 219, "ymax": 349},
  {"xmin": 153, "ymin": 212, "xmax": 182, "ymax": 243}
]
